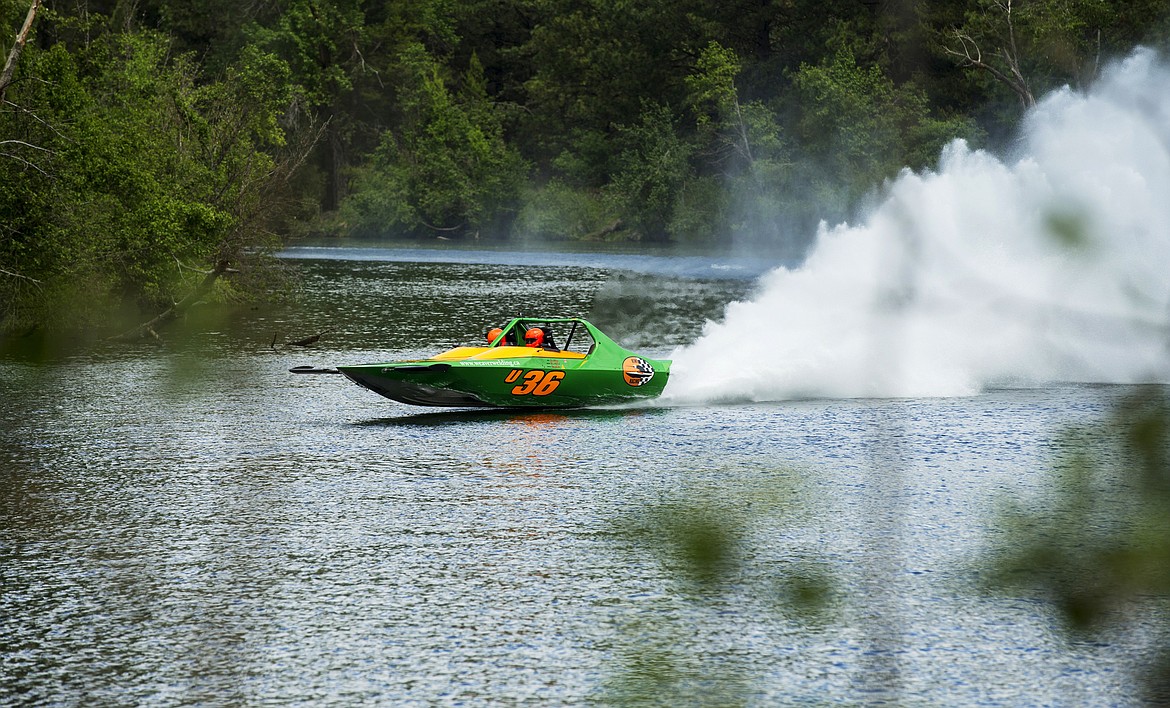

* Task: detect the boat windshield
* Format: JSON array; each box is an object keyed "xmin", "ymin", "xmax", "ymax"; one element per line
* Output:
[
  {"xmin": 559, "ymin": 322, "xmax": 595, "ymax": 354},
  {"xmin": 489, "ymin": 319, "xmax": 596, "ymax": 354}
]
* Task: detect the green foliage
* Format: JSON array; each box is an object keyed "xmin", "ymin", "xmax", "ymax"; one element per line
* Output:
[
  {"xmin": 686, "ymin": 41, "xmax": 743, "ymax": 135},
  {"xmin": 667, "ymin": 175, "xmax": 728, "ymax": 245},
  {"xmin": 514, "ymin": 180, "xmax": 610, "ymax": 241},
  {"xmin": 3, "ymin": 0, "xmax": 1163, "ymax": 329},
  {"xmin": 687, "ymin": 41, "xmax": 785, "ymax": 169},
  {"xmin": 681, "ymin": 40, "xmax": 807, "ymax": 248},
  {"xmin": 0, "ymin": 21, "xmax": 294, "ymax": 330},
  {"xmin": 253, "ymin": 0, "xmax": 362, "ymax": 108},
  {"xmin": 520, "ymin": 0, "xmax": 698, "ymax": 167},
  {"xmin": 937, "ymin": 0, "xmax": 1170, "ymax": 121},
  {"xmin": 604, "ymin": 103, "xmax": 694, "ymax": 241},
  {"xmin": 793, "ymin": 47, "xmax": 981, "ymax": 212},
  {"xmin": 989, "ymin": 390, "xmax": 1170, "ymax": 621},
  {"xmin": 341, "ymin": 42, "xmax": 527, "ymax": 238}
]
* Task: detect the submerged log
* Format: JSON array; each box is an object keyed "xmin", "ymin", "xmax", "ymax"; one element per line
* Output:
[
  {"xmin": 286, "ymin": 330, "xmax": 329, "ymax": 347},
  {"xmin": 271, "ymin": 330, "xmax": 331, "ymax": 351},
  {"xmin": 111, "ymin": 259, "xmax": 233, "ymax": 341},
  {"xmin": 584, "ymin": 219, "xmax": 625, "ymax": 241}
]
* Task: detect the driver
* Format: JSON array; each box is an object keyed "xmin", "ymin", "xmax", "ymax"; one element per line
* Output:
[
  {"xmin": 486, "ymin": 327, "xmax": 505, "ymax": 346},
  {"xmin": 524, "ymin": 327, "xmax": 545, "ymax": 348}
]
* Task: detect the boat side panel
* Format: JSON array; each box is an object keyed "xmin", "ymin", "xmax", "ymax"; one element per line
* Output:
[
  {"xmin": 338, "ymin": 358, "xmax": 669, "ymax": 408},
  {"xmin": 439, "ymin": 358, "xmax": 670, "ymax": 407}
]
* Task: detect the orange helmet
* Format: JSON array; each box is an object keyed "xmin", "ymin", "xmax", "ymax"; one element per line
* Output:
[
  {"xmin": 487, "ymin": 327, "xmax": 504, "ymax": 345},
  {"xmin": 524, "ymin": 327, "xmax": 544, "ymax": 347}
]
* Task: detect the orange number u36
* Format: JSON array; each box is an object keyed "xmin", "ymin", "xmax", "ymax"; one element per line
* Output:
[{"xmin": 509, "ymin": 370, "xmax": 565, "ymax": 396}]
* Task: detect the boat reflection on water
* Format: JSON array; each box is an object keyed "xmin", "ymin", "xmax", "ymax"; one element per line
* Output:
[{"xmin": 349, "ymin": 403, "xmax": 664, "ymax": 428}]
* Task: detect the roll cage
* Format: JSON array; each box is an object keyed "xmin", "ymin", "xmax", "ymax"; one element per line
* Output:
[{"xmin": 487, "ymin": 317, "xmax": 599, "ymax": 355}]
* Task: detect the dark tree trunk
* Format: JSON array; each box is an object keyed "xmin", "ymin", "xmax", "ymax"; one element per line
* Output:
[
  {"xmin": 323, "ymin": 115, "xmax": 345, "ymax": 212},
  {"xmin": 111, "ymin": 260, "xmax": 233, "ymax": 341}
]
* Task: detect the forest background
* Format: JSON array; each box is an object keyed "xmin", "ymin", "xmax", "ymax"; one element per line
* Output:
[{"xmin": 2, "ymin": 0, "xmax": 1169, "ymax": 331}]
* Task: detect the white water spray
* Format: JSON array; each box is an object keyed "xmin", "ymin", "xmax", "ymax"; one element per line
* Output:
[{"xmin": 665, "ymin": 49, "xmax": 1170, "ymax": 403}]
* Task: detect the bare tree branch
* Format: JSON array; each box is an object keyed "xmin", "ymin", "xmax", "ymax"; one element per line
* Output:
[
  {"xmin": 110, "ymin": 259, "xmax": 236, "ymax": 341},
  {"xmin": 0, "ymin": 138, "xmax": 51, "ymax": 152},
  {"xmin": 0, "ymin": 265, "xmax": 41, "ymax": 286},
  {"xmin": 943, "ymin": 0, "xmax": 1036, "ymax": 109},
  {"xmin": 0, "ymin": 150, "xmax": 49, "ymax": 175},
  {"xmin": 0, "ymin": 0, "xmax": 42, "ymax": 105}
]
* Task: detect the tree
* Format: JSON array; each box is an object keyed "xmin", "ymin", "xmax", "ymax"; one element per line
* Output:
[
  {"xmin": 944, "ymin": 0, "xmax": 1037, "ymax": 108},
  {"xmin": 683, "ymin": 40, "xmax": 796, "ymax": 250},
  {"xmin": 939, "ymin": 0, "xmax": 1161, "ymax": 113},
  {"xmin": 0, "ymin": 20, "xmax": 300, "ymax": 332},
  {"xmin": 686, "ymin": 41, "xmax": 775, "ymax": 170},
  {"xmin": 604, "ymin": 102, "xmax": 694, "ymax": 242},
  {"xmin": 0, "ymin": 0, "xmax": 39, "ymax": 105},
  {"xmin": 249, "ymin": 0, "xmax": 367, "ymax": 212},
  {"xmin": 793, "ymin": 46, "xmax": 979, "ymax": 217},
  {"xmin": 518, "ymin": 0, "xmax": 708, "ymax": 184},
  {"xmin": 341, "ymin": 42, "xmax": 527, "ymax": 239}
]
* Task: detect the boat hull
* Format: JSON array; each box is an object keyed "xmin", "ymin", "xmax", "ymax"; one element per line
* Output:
[{"xmin": 337, "ymin": 355, "xmax": 670, "ymax": 408}]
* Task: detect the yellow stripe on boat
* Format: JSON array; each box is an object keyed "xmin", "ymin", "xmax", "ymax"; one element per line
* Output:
[
  {"xmin": 468, "ymin": 346, "xmax": 586, "ymax": 360},
  {"xmin": 428, "ymin": 346, "xmax": 588, "ymax": 362},
  {"xmin": 429, "ymin": 346, "xmax": 490, "ymax": 361}
]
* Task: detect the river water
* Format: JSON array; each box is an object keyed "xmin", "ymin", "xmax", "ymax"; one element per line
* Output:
[{"xmin": 0, "ymin": 246, "xmax": 1161, "ymax": 706}]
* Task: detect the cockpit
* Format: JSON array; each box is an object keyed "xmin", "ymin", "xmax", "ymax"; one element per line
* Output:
[{"xmin": 486, "ymin": 319, "xmax": 596, "ymax": 355}]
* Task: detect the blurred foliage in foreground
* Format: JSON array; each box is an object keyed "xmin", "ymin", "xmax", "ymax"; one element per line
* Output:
[
  {"xmin": 603, "ymin": 475, "xmax": 837, "ymax": 706},
  {"xmin": 606, "ymin": 387, "xmax": 1170, "ymax": 704},
  {"xmin": 986, "ymin": 387, "xmax": 1170, "ymax": 703}
]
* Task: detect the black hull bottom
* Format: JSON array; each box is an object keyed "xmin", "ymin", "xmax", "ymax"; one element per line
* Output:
[{"xmin": 340, "ymin": 371, "xmax": 495, "ymax": 408}]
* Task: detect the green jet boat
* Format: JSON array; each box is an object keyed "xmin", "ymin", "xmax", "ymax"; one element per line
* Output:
[{"xmin": 293, "ymin": 317, "xmax": 670, "ymax": 408}]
